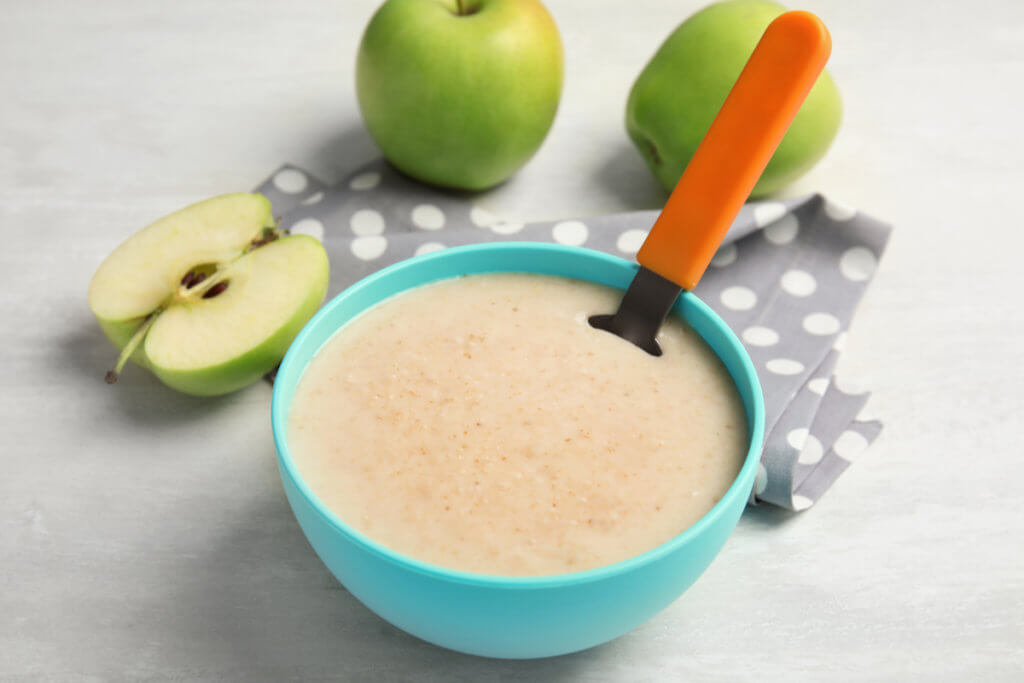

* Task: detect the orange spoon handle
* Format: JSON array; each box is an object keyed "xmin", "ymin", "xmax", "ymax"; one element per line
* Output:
[{"xmin": 636, "ymin": 11, "xmax": 832, "ymax": 291}]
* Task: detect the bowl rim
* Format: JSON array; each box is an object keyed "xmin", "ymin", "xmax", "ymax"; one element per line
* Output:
[{"xmin": 272, "ymin": 242, "xmax": 765, "ymax": 589}]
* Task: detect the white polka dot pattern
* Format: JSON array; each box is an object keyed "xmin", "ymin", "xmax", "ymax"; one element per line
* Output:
[
  {"xmin": 797, "ymin": 434, "xmax": 824, "ymax": 465},
  {"xmin": 491, "ymin": 221, "xmax": 524, "ymax": 235},
  {"xmin": 349, "ymin": 172, "xmax": 381, "ymax": 191},
  {"xmin": 415, "ymin": 242, "xmax": 445, "ymax": 256},
  {"xmin": 803, "ymin": 312, "xmax": 841, "ymax": 336},
  {"xmin": 470, "ymin": 206, "xmax": 496, "ymax": 228},
  {"xmin": 787, "ymin": 428, "xmax": 810, "ymax": 450},
  {"xmin": 411, "ymin": 204, "xmax": 445, "ymax": 230},
  {"xmin": 764, "ymin": 214, "xmax": 799, "ymax": 245},
  {"xmin": 720, "ymin": 286, "xmax": 757, "ymax": 310},
  {"xmin": 710, "ymin": 243, "xmax": 737, "ymax": 267},
  {"xmin": 755, "ymin": 464, "xmax": 768, "ymax": 496},
  {"xmin": 824, "ymin": 198, "xmax": 856, "ymax": 221},
  {"xmin": 272, "ymin": 168, "xmax": 308, "ymax": 194},
  {"xmin": 781, "ymin": 269, "xmax": 816, "ymax": 297},
  {"xmin": 289, "ymin": 218, "xmax": 324, "ymax": 242},
  {"xmin": 742, "ymin": 326, "xmax": 779, "ymax": 347},
  {"xmin": 807, "ymin": 377, "xmax": 829, "ymax": 395},
  {"xmin": 766, "ymin": 358, "xmax": 804, "ymax": 375},
  {"xmin": 834, "ymin": 375, "xmax": 868, "ymax": 396},
  {"xmin": 833, "ymin": 430, "xmax": 869, "ymax": 461},
  {"xmin": 350, "ymin": 209, "xmax": 385, "ymax": 236},
  {"xmin": 350, "ymin": 236, "xmax": 387, "ymax": 260},
  {"xmin": 616, "ymin": 229, "xmax": 647, "ymax": 255},
  {"xmin": 792, "ymin": 495, "xmax": 814, "ymax": 511},
  {"xmin": 552, "ymin": 221, "xmax": 588, "ymax": 246},
  {"xmin": 840, "ymin": 247, "xmax": 877, "ymax": 281}
]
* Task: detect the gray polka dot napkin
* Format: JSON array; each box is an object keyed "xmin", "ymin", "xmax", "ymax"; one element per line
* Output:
[{"xmin": 256, "ymin": 160, "xmax": 891, "ymax": 511}]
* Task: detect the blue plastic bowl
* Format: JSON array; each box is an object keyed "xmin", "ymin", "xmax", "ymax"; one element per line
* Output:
[{"xmin": 271, "ymin": 242, "xmax": 765, "ymax": 659}]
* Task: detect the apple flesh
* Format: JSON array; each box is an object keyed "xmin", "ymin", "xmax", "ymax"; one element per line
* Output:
[
  {"xmin": 356, "ymin": 0, "xmax": 563, "ymax": 191},
  {"xmin": 89, "ymin": 193, "xmax": 329, "ymax": 396},
  {"xmin": 626, "ymin": 0, "xmax": 842, "ymax": 198}
]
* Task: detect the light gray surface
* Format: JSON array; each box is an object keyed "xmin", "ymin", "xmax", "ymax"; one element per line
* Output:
[{"xmin": 1, "ymin": 0, "xmax": 1021, "ymax": 680}]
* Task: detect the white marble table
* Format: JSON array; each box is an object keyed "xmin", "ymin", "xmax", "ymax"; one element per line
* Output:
[{"xmin": 2, "ymin": 0, "xmax": 1022, "ymax": 679}]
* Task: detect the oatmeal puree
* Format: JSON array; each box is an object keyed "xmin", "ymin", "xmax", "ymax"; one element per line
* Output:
[{"xmin": 288, "ymin": 274, "xmax": 748, "ymax": 576}]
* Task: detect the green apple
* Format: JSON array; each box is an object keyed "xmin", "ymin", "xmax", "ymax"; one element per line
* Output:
[
  {"xmin": 626, "ymin": 0, "xmax": 842, "ymax": 198},
  {"xmin": 88, "ymin": 193, "xmax": 329, "ymax": 396},
  {"xmin": 356, "ymin": 0, "xmax": 563, "ymax": 191}
]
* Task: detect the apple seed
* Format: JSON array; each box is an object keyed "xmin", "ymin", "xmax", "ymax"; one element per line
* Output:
[{"xmin": 203, "ymin": 281, "xmax": 229, "ymax": 299}]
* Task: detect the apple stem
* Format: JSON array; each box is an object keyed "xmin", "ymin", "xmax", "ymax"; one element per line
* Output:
[
  {"xmin": 455, "ymin": 0, "xmax": 465, "ymax": 14},
  {"xmin": 247, "ymin": 226, "xmax": 282, "ymax": 251},
  {"xmin": 105, "ymin": 309, "xmax": 162, "ymax": 384}
]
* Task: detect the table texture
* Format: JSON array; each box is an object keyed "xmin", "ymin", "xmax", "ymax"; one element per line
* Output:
[{"xmin": 2, "ymin": 0, "xmax": 1022, "ymax": 680}]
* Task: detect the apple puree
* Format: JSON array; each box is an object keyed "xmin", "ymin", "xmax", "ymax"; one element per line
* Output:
[{"xmin": 287, "ymin": 273, "xmax": 747, "ymax": 576}]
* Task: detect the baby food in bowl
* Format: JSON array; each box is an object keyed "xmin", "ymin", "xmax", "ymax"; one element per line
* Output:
[
  {"xmin": 287, "ymin": 273, "xmax": 747, "ymax": 576},
  {"xmin": 271, "ymin": 242, "xmax": 765, "ymax": 658}
]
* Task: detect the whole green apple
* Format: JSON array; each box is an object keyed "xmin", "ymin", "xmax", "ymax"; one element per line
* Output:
[
  {"xmin": 626, "ymin": 0, "xmax": 842, "ymax": 198},
  {"xmin": 356, "ymin": 0, "xmax": 563, "ymax": 191}
]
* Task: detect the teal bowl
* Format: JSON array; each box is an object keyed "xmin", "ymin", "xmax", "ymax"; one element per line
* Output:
[{"xmin": 271, "ymin": 242, "xmax": 765, "ymax": 659}]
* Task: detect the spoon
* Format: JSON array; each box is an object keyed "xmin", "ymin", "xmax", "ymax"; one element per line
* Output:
[{"xmin": 590, "ymin": 11, "xmax": 832, "ymax": 355}]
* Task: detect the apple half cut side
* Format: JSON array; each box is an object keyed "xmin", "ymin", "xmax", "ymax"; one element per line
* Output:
[{"xmin": 88, "ymin": 193, "xmax": 330, "ymax": 396}]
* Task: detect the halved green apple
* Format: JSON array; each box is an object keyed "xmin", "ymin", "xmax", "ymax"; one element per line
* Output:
[{"xmin": 89, "ymin": 193, "xmax": 329, "ymax": 396}]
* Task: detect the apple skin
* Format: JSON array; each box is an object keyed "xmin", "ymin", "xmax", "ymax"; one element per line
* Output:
[
  {"xmin": 356, "ymin": 0, "xmax": 563, "ymax": 191},
  {"xmin": 626, "ymin": 0, "xmax": 842, "ymax": 198},
  {"xmin": 147, "ymin": 237, "xmax": 330, "ymax": 397}
]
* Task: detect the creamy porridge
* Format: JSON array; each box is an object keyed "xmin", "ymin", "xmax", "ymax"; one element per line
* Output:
[{"xmin": 287, "ymin": 273, "xmax": 748, "ymax": 576}]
